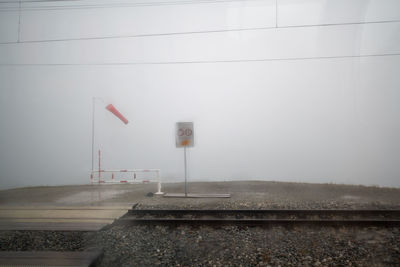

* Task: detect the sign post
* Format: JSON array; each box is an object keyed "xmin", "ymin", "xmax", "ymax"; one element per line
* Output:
[
  {"xmin": 164, "ymin": 122, "xmax": 230, "ymax": 198},
  {"xmin": 184, "ymin": 146, "xmax": 187, "ymax": 197},
  {"xmin": 176, "ymin": 122, "xmax": 194, "ymax": 197}
]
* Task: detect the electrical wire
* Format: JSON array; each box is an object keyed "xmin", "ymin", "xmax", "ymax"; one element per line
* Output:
[
  {"xmin": 0, "ymin": 0, "xmax": 81, "ymax": 2},
  {"xmin": 0, "ymin": 0, "xmax": 259, "ymax": 11},
  {"xmin": 17, "ymin": 1, "xmax": 21, "ymax": 42},
  {"xmin": 0, "ymin": 20, "xmax": 399, "ymax": 45},
  {"xmin": 0, "ymin": 53, "xmax": 399, "ymax": 66}
]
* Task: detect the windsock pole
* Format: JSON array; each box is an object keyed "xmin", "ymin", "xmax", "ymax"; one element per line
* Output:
[
  {"xmin": 91, "ymin": 97, "xmax": 95, "ymax": 179},
  {"xmin": 98, "ymin": 149, "xmax": 101, "ymax": 184},
  {"xmin": 90, "ymin": 98, "xmax": 129, "ymax": 184}
]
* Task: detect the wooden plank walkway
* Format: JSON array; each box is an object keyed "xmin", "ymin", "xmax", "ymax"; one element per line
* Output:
[
  {"xmin": 0, "ymin": 251, "xmax": 103, "ymax": 266},
  {"xmin": 0, "ymin": 205, "xmax": 134, "ymax": 210},
  {"xmin": 0, "ymin": 222, "xmax": 108, "ymax": 231},
  {"xmin": 0, "ymin": 210, "xmax": 128, "ymax": 219},
  {"xmin": 0, "ymin": 204, "xmax": 134, "ymax": 231}
]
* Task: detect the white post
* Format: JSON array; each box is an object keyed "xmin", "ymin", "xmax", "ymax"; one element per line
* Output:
[{"xmin": 155, "ymin": 169, "xmax": 164, "ymax": 195}]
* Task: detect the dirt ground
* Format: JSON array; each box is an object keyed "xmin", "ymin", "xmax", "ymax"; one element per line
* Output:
[{"xmin": 0, "ymin": 181, "xmax": 399, "ymax": 209}]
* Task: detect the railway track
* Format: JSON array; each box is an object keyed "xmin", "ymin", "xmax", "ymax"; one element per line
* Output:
[{"xmin": 116, "ymin": 209, "xmax": 400, "ymax": 227}]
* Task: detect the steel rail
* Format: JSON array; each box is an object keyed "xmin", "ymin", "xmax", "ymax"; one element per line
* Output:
[
  {"xmin": 117, "ymin": 218, "xmax": 400, "ymax": 227},
  {"xmin": 127, "ymin": 209, "xmax": 400, "ymax": 216},
  {"xmin": 118, "ymin": 209, "xmax": 400, "ymax": 227}
]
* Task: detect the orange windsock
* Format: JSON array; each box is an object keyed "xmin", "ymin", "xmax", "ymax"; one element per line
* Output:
[{"xmin": 105, "ymin": 104, "xmax": 129, "ymax": 124}]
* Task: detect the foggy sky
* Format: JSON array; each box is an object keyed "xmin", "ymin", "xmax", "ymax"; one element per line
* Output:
[{"xmin": 0, "ymin": 0, "xmax": 399, "ymax": 189}]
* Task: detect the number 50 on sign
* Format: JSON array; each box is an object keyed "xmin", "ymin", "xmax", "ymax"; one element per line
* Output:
[{"xmin": 176, "ymin": 122, "xmax": 194, "ymax": 147}]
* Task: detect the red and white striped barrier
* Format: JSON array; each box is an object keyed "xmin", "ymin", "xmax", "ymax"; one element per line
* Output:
[{"xmin": 90, "ymin": 169, "xmax": 163, "ymax": 195}]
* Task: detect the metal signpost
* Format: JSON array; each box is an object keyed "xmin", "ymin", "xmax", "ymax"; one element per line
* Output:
[
  {"xmin": 164, "ymin": 122, "xmax": 229, "ymax": 198},
  {"xmin": 176, "ymin": 122, "xmax": 194, "ymax": 197}
]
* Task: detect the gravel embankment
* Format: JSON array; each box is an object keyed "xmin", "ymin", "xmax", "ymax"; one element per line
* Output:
[
  {"xmin": 1, "ymin": 224, "xmax": 399, "ymax": 266},
  {"xmin": 89, "ymin": 224, "xmax": 400, "ymax": 266},
  {"xmin": 0, "ymin": 231, "xmax": 95, "ymax": 251},
  {"xmin": 83, "ymin": 201, "xmax": 400, "ymax": 266}
]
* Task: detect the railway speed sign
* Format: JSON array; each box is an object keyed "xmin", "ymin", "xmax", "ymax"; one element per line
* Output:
[{"xmin": 176, "ymin": 122, "xmax": 194, "ymax": 147}]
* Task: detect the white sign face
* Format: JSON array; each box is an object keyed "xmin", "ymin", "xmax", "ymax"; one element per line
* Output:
[{"xmin": 176, "ymin": 122, "xmax": 194, "ymax": 147}]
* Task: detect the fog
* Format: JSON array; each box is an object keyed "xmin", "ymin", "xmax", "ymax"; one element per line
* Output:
[{"xmin": 0, "ymin": 0, "xmax": 399, "ymax": 189}]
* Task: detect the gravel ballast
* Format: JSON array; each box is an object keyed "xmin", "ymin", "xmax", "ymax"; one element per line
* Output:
[
  {"xmin": 1, "ymin": 224, "xmax": 399, "ymax": 266},
  {"xmin": 90, "ymin": 224, "xmax": 400, "ymax": 266},
  {"xmin": 0, "ymin": 231, "xmax": 95, "ymax": 251}
]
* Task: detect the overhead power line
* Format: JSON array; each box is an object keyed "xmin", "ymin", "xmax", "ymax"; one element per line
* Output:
[
  {"xmin": 0, "ymin": 0, "xmax": 256, "ymax": 9},
  {"xmin": 0, "ymin": 0, "xmax": 80, "ymax": 2},
  {"xmin": 0, "ymin": 20, "xmax": 399, "ymax": 45},
  {"xmin": 17, "ymin": 1, "xmax": 21, "ymax": 42},
  {"xmin": 0, "ymin": 53, "xmax": 399, "ymax": 66}
]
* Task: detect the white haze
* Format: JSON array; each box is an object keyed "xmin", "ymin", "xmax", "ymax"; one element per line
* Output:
[{"xmin": 0, "ymin": 0, "xmax": 399, "ymax": 189}]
